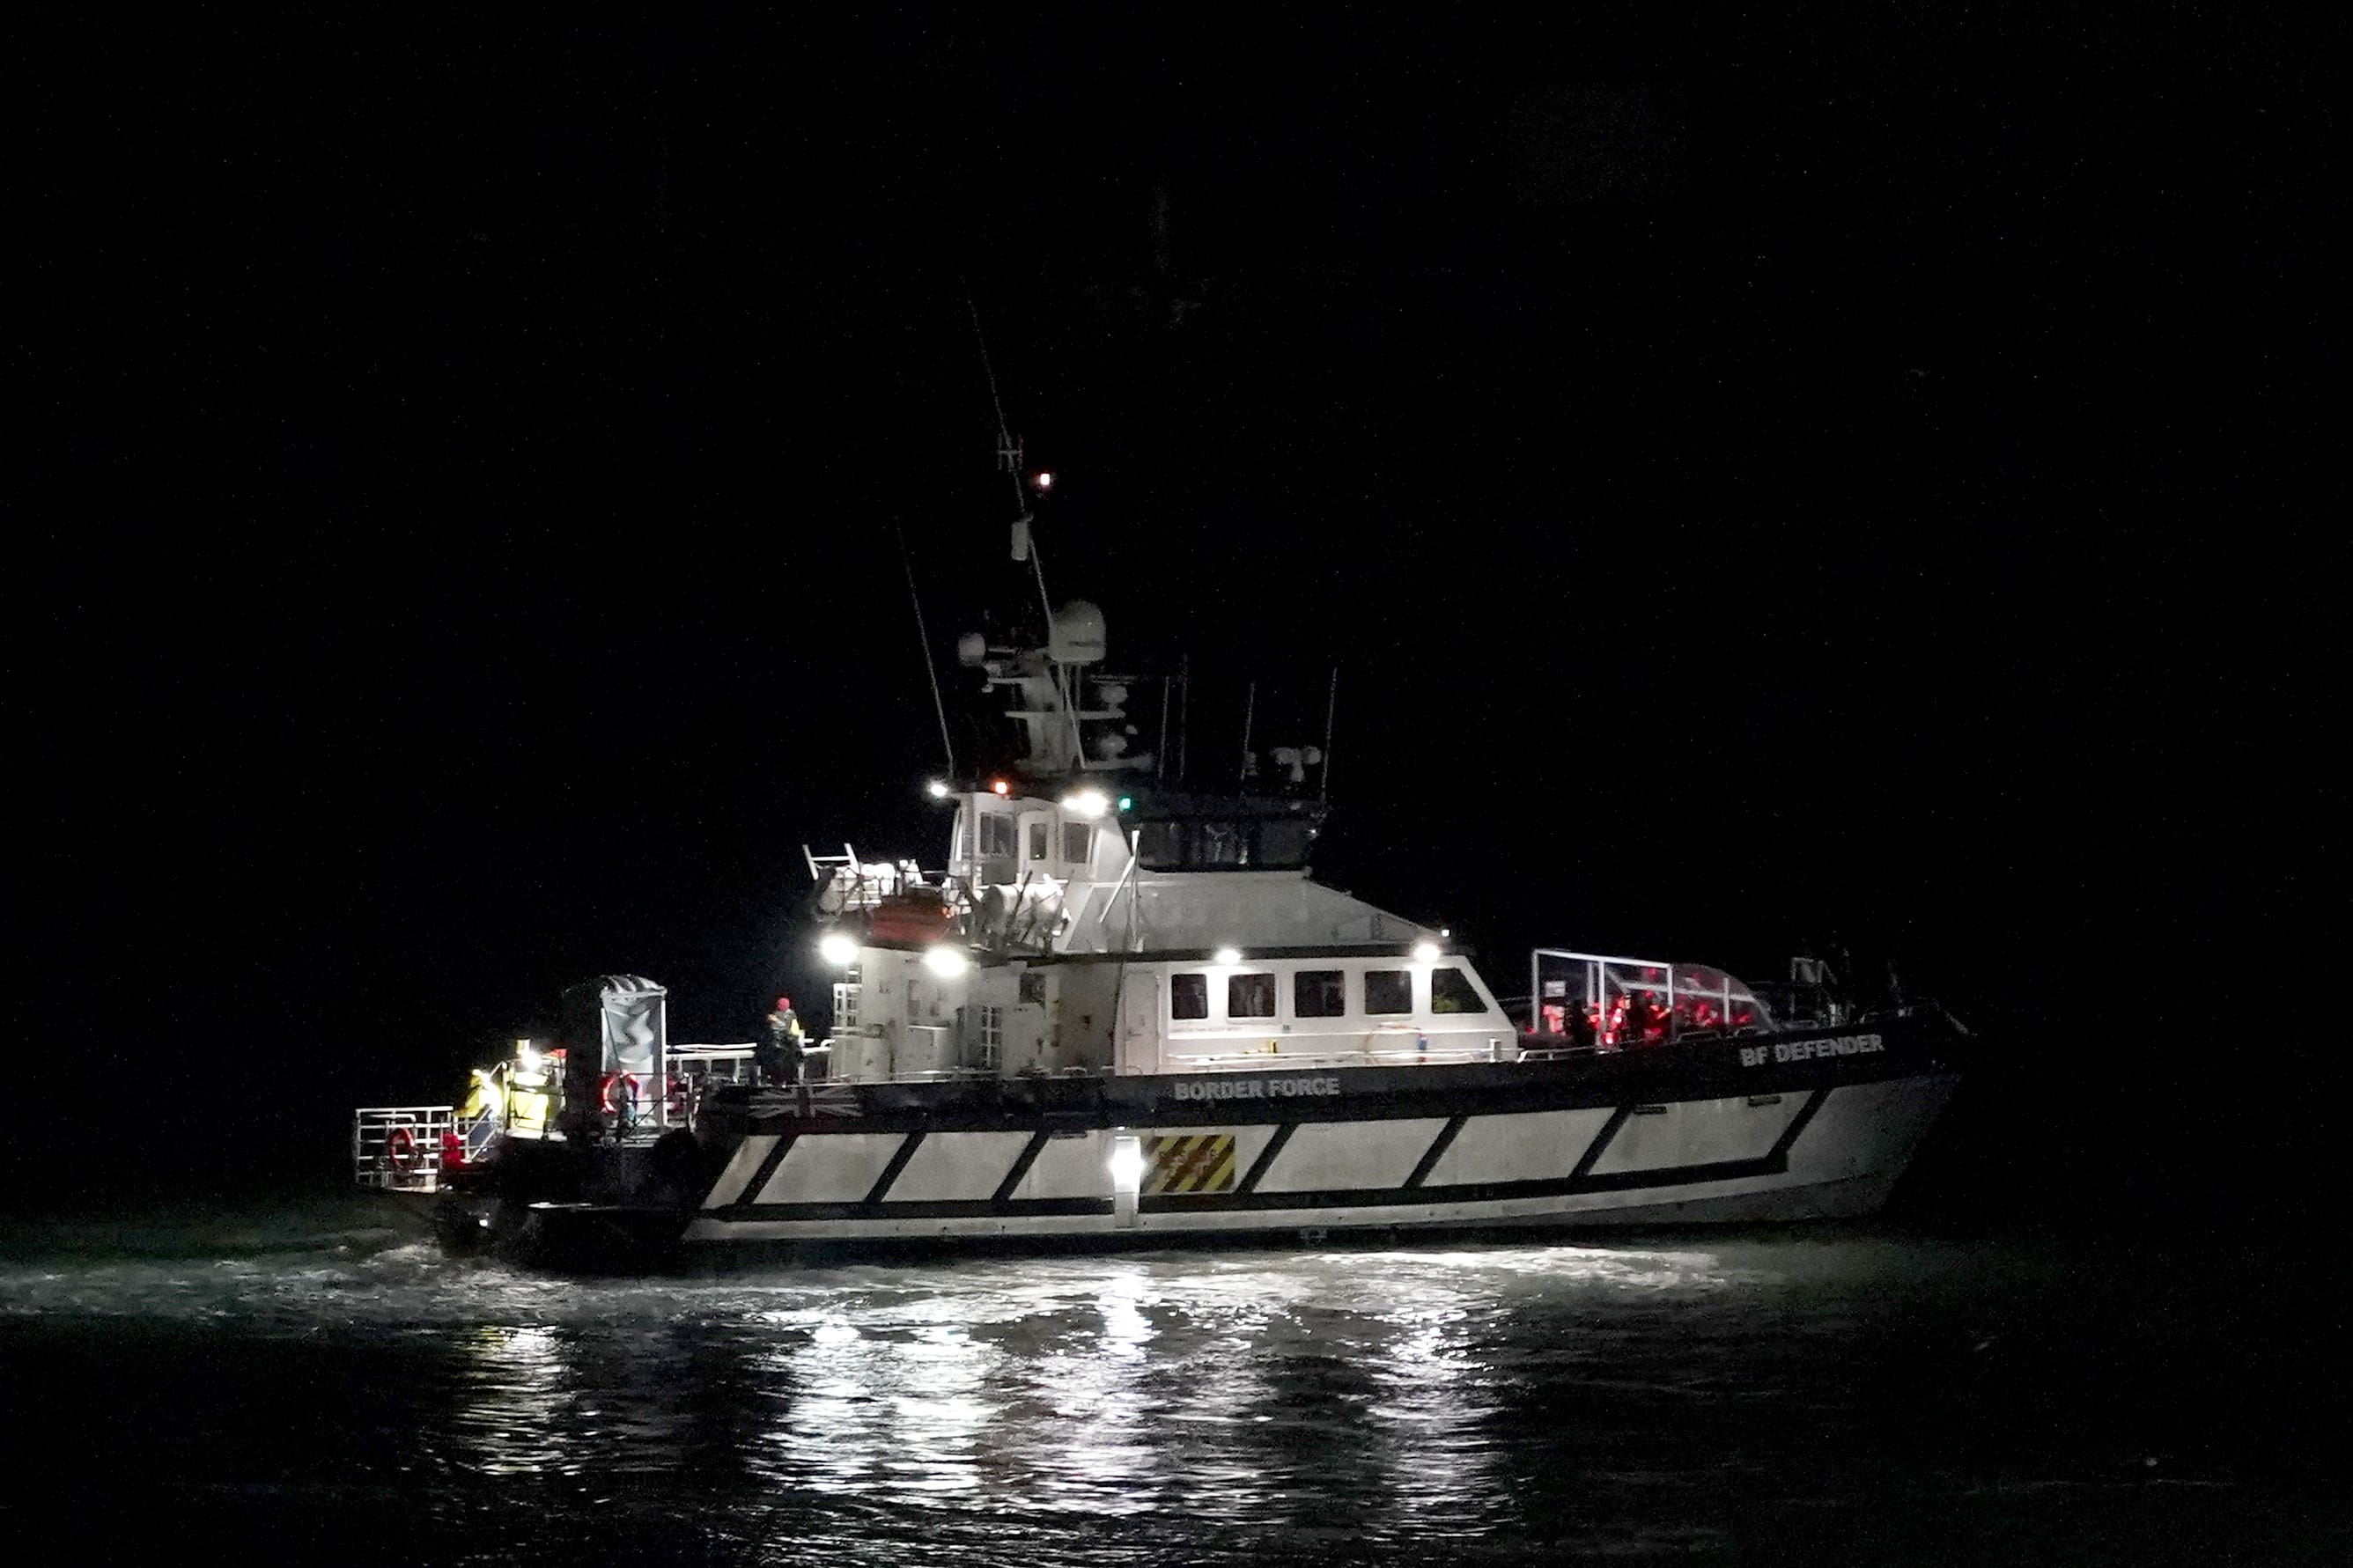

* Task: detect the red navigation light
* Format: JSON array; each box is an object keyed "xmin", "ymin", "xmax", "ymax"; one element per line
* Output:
[
  {"xmin": 1033, "ymin": 470, "xmax": 1054, "ymax": 490},
  {"xmin": 990, "ymin": 778, "xmax": 1010, "ymax": 797}
]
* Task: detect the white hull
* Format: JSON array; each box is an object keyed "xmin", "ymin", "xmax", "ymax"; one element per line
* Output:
[{"xmin": 682, "ymin": 1072, "xmax": 1957, "ymax": 1248}]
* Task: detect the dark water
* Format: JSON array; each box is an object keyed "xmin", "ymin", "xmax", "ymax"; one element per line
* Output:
[{"xmin": 2, "ymin": 1204, "xmax": 2344, "ymax": 1564}]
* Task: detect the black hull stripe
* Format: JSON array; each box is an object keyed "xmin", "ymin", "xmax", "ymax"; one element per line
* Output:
[
  {"xmin": 1238, "ymin": 1123, "xmax": 1295, "ymax": 1193},
  {"xmin": 1572, "ymin": 1105, "xmax": 1635, "ymax": 1177},
  {"xmin": 991, "ymin": 1130, "xmax": 1053, "ymax": 1204},
  {"xmin": 862, "ymin": 1130, "xmax": 926, "ymax": 1205},
  {"xmin": 1403, "ymin": 1115, "xmax": 1468, "ymax": 1189},
  {"xmin": 749, "ymin": 1047, "xmax": 1951, "ymax": 1137},
  {"xmin": 711, "ymin": 1196, "xmax": 1116, "ymax": 1222},
  {"xmin": 728, "ymin": 1133, "xmax": 799, "ymax": 1211}
]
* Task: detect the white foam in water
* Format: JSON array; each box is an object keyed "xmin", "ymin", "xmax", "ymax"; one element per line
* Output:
[{"xmin": 3, "ymin": 1209, "xmax": 2343, "ymax": 1563}]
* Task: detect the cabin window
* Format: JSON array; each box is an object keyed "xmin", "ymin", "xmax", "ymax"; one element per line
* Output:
[
  {"xmin": 1258, "ymin": 821, "xmax": 1313, "ymax": 867},
  {"xmin": 1062, "ymin": 822, "xmax": 1091, "ymax": 865},
  {"xmin": 1199, "ymin": 821, "xmax": 1243, "ymax": 866},
  {"xmin": 1363, "ymin": 969, "xmax": 1413, "ymax": 1015},
  {"xmin": 1294, "ymin": 969, "xmax": 1346, "ymax": 1018},
  {"xmin": 1019, "ymin": 970, "xmax": 1048, "ymax": 1004},
  {"xmin": 1170, "ymin": 973, "xmax": 1209, "ymax": 1020},
  {"xmin": 832, "ymin": 982, "xmax": 860, "ymax": 1030},
  {"xmin": 978, "ymin": 814, "xmax": 1016, "ymax": 858},
  {"xmin": 1228, "ymin": 972, "xmax": 1277, "ymax": 1019},
  {"xmin": 1430, "ymin": 968, "xmax": 1485, "ymax": 1014},
  {"xmin": 976, "ymin": 1004, "xmax": 1004, "ymax": 1068},
  {"xmin": 1027, "ymin": 821, "xmax": 1050, "ymax": 861}
]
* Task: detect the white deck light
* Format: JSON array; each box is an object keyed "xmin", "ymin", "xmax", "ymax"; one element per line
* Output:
[
  {"xmin": 1412, "ymin": 939, "xmax": 1443, "ymax": 964},
  {"xmin": 923, "ymin": 946, "xmax": 970, "ymax": 978},
  {"xmin": 819, "ymin": 931, "xmax": 860, "ymax": 967},
  {"xmin": 1212, "ymin": 946, "xmax": 1243, "ymax": 966},
  {"xmin": 926, "ymin": 780, "xmax": 951, "ymax": 799},
  {"xmin": 1064, "ymin": 787, "xmax": 1110, "ymax": 819},
  {"xmin": 1109, "ymin": 1133, "xmax": 1144, "ymax": 1191}
]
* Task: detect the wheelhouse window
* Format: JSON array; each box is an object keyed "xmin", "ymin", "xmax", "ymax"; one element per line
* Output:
[
  {"xmin": 1257, "ymin": 821, "xmax": 1313, "ymax": 867},
  {"xmin": 1027, "ymin": 821, "xmax": 1050, "ymax": 861},
  {"xmin": 1430, "ymin": 968, "xmax": 1485, "ymax": 1014},
  {"xmin": 1134, "ymin": 821, "xmax": 1182, "ymax": 868},
  {"xmin": 1170, "ymin": 973, "xmax": 1209, "ymax": 1020},
  {"xmin": 1228, "ymin": 972, "xmax": 1276, "ymax": 1019},
  {"xmin": 1199, "ymin": 821, "xmax": 1243, "ymax": 866},
  {"xmin": 978, "ymin": 814, "xmax": 1016, "ymax": 858},
  {"xmin": 1294, "ymin": 969, "xmax": 1346, "ymax": 1018},
  {"xmin": 1363, "ymin": 969, "xmax": 1412, "ymax": 1015},
  {"xmin": 1062, "ymin": 822, "xmax": 1091, "ymax": 865}
]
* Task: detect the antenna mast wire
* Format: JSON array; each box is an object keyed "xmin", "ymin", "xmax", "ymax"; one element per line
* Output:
[
  {"xmin": 1321, "ymin": 666, "xmax": 1339, "ymax": 803},
  {"xmin": 896, "ymin": 524, "xmax": 958, "ymax": 779}
]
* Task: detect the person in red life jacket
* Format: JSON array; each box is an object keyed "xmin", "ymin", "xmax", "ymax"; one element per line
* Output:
[
  {"xmin": 1621, "ymin": 990, "xmax": 1660, "ymax": 1046},
  {"xmin": 439, "ymin": 1130, "xmax": 466, "ymax": 1171}
]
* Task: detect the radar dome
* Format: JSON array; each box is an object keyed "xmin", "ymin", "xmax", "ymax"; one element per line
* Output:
[{"xmin": 1048, "ymin": 600, "xmax": 1107, "ymax": 665}]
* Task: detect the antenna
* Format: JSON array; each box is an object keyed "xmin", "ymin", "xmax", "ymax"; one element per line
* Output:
[
  {"xmin": 1176, "ymin": 652, "xmax": 1191, "ymax": 781},
  {"xmin": 1320, "ymin": 666, "xmax": 1339, "ymax": 803},
  {"xmin": 969, "ymin": 290, "xmax": 1082, "ymax": 770},
  {"xmin": 1238, "ymin": 681, "xmax": 1256, "ymax": 788},
  {"xmin": 895, "ymin": 524, "xmax": 956, "ymax": 778},
  {"xmin": 1156, "ymin": 674, "xmax": 1171, "ymax": 779}
]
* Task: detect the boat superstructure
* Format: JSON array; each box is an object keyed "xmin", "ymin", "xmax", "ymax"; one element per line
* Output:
[{"xmin": 354, "ymin": 402, "xmax": 1964, "ymax": 1262}]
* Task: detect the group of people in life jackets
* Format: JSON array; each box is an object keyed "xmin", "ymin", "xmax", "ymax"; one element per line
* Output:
[{"xmin": 1539, "ymin": 989, "xmax": 1762, "ymax": 1051}]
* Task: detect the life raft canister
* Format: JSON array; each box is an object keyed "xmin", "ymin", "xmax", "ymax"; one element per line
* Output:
[
  {"xmin": 866, "ymin": 894, "xmax": 951, "ymax": 945},
  {"xmin": 385, "ymin": 1125, "xmax": 420, "ymax": 1173}
]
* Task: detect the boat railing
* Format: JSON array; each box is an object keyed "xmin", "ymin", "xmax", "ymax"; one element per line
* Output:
[{"xmin": 351, "ymin": 1105, "xmax": 455, "ymax": 1193}]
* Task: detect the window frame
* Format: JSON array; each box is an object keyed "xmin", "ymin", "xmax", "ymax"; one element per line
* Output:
[
  {"xmin": 1293, "ymin": 968, "xmax": 1346, "ymax": 1019},
  {"xmin": 1169, "ymin": 972, "xmax": 1210, "ymax": 1021},
  {"xmin": 1227, "ymin": 971, "xmax": 1277, "ymax": 1020},
  {"xmin": 1362, "ymin": 968, "xmax": 1413, "ymax": 1016},
  {"xmin": 1429, "ymin": 966, "xmax": 1486, "ymax": 1015}
]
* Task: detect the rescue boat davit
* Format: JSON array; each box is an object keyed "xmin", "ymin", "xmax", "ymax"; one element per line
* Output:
[{"xmin": 355, "ymin": 423, "xmax": 1965, "ymax": 1265}]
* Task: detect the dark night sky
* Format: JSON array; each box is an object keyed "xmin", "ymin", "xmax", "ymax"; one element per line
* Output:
[{"xmin": 21, "ymin": 8, "xmax": 2333, "ymax": 1212}]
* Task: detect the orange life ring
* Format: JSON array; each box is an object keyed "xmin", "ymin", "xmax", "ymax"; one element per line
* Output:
[
  {"xmin": 599, "ymin": 1072, "xmax": 641, "ymax": 1117},
  {"xmin": 386, "ymin": 1125, "xmax": 420, "ymax": 1173}
]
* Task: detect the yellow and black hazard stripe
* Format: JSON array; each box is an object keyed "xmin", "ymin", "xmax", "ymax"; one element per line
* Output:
[{"xmin": 1142, "ymin": 1133, "xmax": 1236, "ymax": 1196}]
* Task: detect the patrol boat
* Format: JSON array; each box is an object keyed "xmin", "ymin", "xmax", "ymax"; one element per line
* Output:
[{"xmin": 354, "ymin": 461, "xmax": 1964, "ymax": 1262}]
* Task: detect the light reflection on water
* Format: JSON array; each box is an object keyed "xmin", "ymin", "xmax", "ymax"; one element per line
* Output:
[{"xmin": 3, "ymin": 1227, "xmax": 2342, "ymax": 1563}]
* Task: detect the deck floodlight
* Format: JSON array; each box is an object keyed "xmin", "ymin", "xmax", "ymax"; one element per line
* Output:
[
  {"xmin": 1213, "ymin": 946, "xmax": 1243, "ymax": 966},
  {"xmin": 1109, "ymin": 1132, "xmax": 1145, "ymax": 1191},
  {"xmin": 819, "ymin": 931, "xmax": 860, "ymax": 968},
  {"xmin": 926, "ymin": 780, "xmax": 951, "ymax": 799},
  {"xmin": 1064, "ymin": 787, "xmax": 1110, "ymax": 820},
  {"xmin": 1413, "ymin": 939, "xmax": 1443, "ymax": 964},
  {"xmin": 924, "ymin": 946, "xmax": 970, "ymax": 978}
]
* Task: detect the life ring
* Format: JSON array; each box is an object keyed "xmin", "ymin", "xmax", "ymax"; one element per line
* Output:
[
  {"xmin": 599, "ymin": 1072, "xmax": 641, "ymax": 1118},
  {"xmin": 385, "ymin": 1125, "xmax": 420, "ymax": 1173}
]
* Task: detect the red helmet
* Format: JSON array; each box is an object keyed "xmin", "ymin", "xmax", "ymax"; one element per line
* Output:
[{"xmin": 775, "ymin": 996, "xmax": 792, "ymax": 1011}]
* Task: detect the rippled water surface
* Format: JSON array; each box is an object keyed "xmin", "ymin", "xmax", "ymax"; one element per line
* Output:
[{"xmin": 2, "ymin": 1207, "xmax": 2343, "ymax": 1564}]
